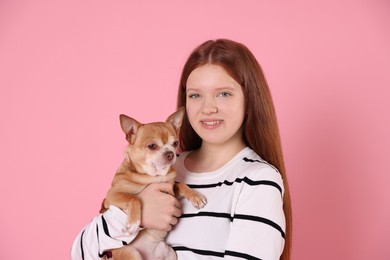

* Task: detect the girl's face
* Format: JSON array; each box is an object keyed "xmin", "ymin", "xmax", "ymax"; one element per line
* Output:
[{"xmin": 185, "ymin": 64, "xmax": 245, "ymax": 149}]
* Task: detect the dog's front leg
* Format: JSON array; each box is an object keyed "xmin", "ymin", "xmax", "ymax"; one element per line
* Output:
[{"xmin": 107, "ymin": 192, "xmax": 142, "ymax": 234}]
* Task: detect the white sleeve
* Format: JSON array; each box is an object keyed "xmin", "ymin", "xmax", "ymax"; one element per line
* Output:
[
  {"xmin": 224, "ymin": 168, "xmax": 286, "ymax": 260},
  {"xmin": 71, "ymin": 205, "xmax": 139, "ymax": 260}
]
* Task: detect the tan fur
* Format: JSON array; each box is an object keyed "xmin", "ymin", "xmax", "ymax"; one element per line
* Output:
[{"xmin": 100, "ymin": 107, "xmax": 206, "ymax": 260}]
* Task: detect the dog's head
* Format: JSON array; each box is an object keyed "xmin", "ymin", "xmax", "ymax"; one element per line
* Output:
[{"xmin": 119, "ymin": 107, "xmax": 185, "ymax": 176}]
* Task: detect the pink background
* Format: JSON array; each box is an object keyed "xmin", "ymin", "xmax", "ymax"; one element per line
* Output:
[{"xmin": 1, "ymin": 1, "xmax": 389, "ymax": 259}]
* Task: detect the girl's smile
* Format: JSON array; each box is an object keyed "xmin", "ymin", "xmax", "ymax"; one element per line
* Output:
[{"xmin": 200, "ymin": 118, "xmax": 223, "ymax": 128}]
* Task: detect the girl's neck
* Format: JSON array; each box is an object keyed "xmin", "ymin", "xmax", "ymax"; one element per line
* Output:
[{"xmin": 185, "ymin": 141, "xmax": 246, "ymax": 173}]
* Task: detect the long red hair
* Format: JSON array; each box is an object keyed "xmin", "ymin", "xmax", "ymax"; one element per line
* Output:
[{"xmin": 177, "ymin": 39, "xmax": 292, "ymax": 260}]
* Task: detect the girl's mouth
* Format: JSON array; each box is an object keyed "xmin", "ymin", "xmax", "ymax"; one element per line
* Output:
[{"xmin": 200, "ymin": 120, "xmax": 223, "ymax": 128}]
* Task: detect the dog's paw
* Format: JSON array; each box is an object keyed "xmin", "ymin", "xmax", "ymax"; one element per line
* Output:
[
  {"xmin": 123, "ymin": 220, "xmax": 141, "ymax": 235},
  {"xmin": 189, "ymin": 193, "xmax": 207, "ymax": 209}
]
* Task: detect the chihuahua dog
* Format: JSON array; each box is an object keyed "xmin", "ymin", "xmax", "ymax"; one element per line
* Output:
[{"xmin": 100, "ymin": 107, "xmax": 207, "ymax": 260}]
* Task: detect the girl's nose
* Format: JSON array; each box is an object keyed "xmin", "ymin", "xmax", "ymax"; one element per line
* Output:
[{"xmin": 201, "ymin": 97, "xmax": 218, "ymax": 114}]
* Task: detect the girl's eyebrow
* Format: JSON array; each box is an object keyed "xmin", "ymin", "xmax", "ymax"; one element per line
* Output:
[
  {"xmin": 186, "ymin": 85, "xmax": 237, "ymax": 92},
  {"xmin": 215, "ymin": 86, "xmax": 237, "ymax": 91},
  {"xmin": 186, "ymin": 87, "xmax": 198, "ymax": 92}
]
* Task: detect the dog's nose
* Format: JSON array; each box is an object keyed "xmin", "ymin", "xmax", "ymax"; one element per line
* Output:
[{"xmin": 165, "ymin": 151, "xmax": 175, "ymax": 161}]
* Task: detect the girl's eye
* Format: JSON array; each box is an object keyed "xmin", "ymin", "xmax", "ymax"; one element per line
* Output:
[
  {"xmin": 188, "ymin": 93, "xmax": 200, "ymax": 99},
  {"xmin": 218, "ymin": 92, "xmax": 232, "ymax": 97},
  {"xmin": 148, "ymin": 143, "xmax": 158, "ymax": 150},
  {"xmin": 172, "ymin": 141, "xmax": 179, "ymax": 147}
]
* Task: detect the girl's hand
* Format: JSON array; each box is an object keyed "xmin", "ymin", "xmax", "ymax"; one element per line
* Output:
[{"xmin": 137, "ymin": 182, "xmax": 182, "ymax": 231}]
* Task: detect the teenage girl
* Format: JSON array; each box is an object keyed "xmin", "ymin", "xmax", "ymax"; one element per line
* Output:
[{"xmin": 71, "ymin": 39, "xmax": 292, "ymax": 260}]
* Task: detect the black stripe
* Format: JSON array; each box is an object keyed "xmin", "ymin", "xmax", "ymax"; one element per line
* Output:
[
  {"xmin": 173, "ymin": 246, "xmax": 263, "ymax": 259},
  {"xmin": 225, "ymin": 250, "xmax": 262, "ymax": 260},
  {"xmin": 101, "ymin": 215, "xmax": 111, "ymax": 237},
  {"xmin": 181, "ymin": 211, "xmax": 285, "ymax": 239},
  {"xmin": 80, "ymin": 230, "xmax": 85, "ymax": 260},
  {"xmin": 188, "ymin": 176, "xmax": 282, "ymax": 195},
  {"xmin": 173, "ymin": 246, "xmax": 224, "ymax": 257},
  {"xmin": 243, "ymin": 157, "xmax": 265, "ymax": 164},
  {"xmin": 97, "ymin": 223, "xmax": 115, "ymax": 258},
  {"xmin": 101, "ymin": 215, "xmax": 129, "ymax": 248},
  {"xmin": 97, "ymin": 223, "xmax": 106, "ymax": 258},
  {"xmin": 235, "ymin": 214, "xmax": 285, "ymax": 239},
  {"xmin": 243, "ymin": 157, "xmax": 279, "ymax": 173},
  {"xmin": 181, "ymin": 211, "xmax": 233, "ymax": 221}
]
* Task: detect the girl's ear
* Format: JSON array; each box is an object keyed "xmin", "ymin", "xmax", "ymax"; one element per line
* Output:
[
  {"xmin": 166, "ymin": 107, "xmax": 185, "ymax": 132},
  {"xmin": 119, "ymin": 114, "xmax": 141, "ymax": 144}
]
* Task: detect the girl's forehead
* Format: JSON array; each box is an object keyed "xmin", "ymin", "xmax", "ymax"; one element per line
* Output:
[{"xmin": 186, "ymin": 64, "xmax": 240, "ymax": 90}]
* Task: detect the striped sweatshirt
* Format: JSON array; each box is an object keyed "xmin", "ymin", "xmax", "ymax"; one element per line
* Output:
[
  {"xmin": 71, "ymin": 147, "xmax": 285, "ymax": 260},
  {"xmin": 166, "ymin": 147, "xmax": 286, "ymax": 259}
]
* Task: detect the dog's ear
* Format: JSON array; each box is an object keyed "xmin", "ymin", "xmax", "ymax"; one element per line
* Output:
[
  {"xmin": 120, "ymin": 114, "xmax": 141, "ymax": 144},
  {"xmin": 166, "ymin": 107, "xmax": 185, "ymax": 133}
]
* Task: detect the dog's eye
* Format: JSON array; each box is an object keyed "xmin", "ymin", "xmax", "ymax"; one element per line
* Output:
[
  {"xmin": 172, "ymin": 141, "xmax": 179, "ymax": 147},
  {"xmin": 148, "ymin": 143, "xmax": 158, "ymax": 150}
]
